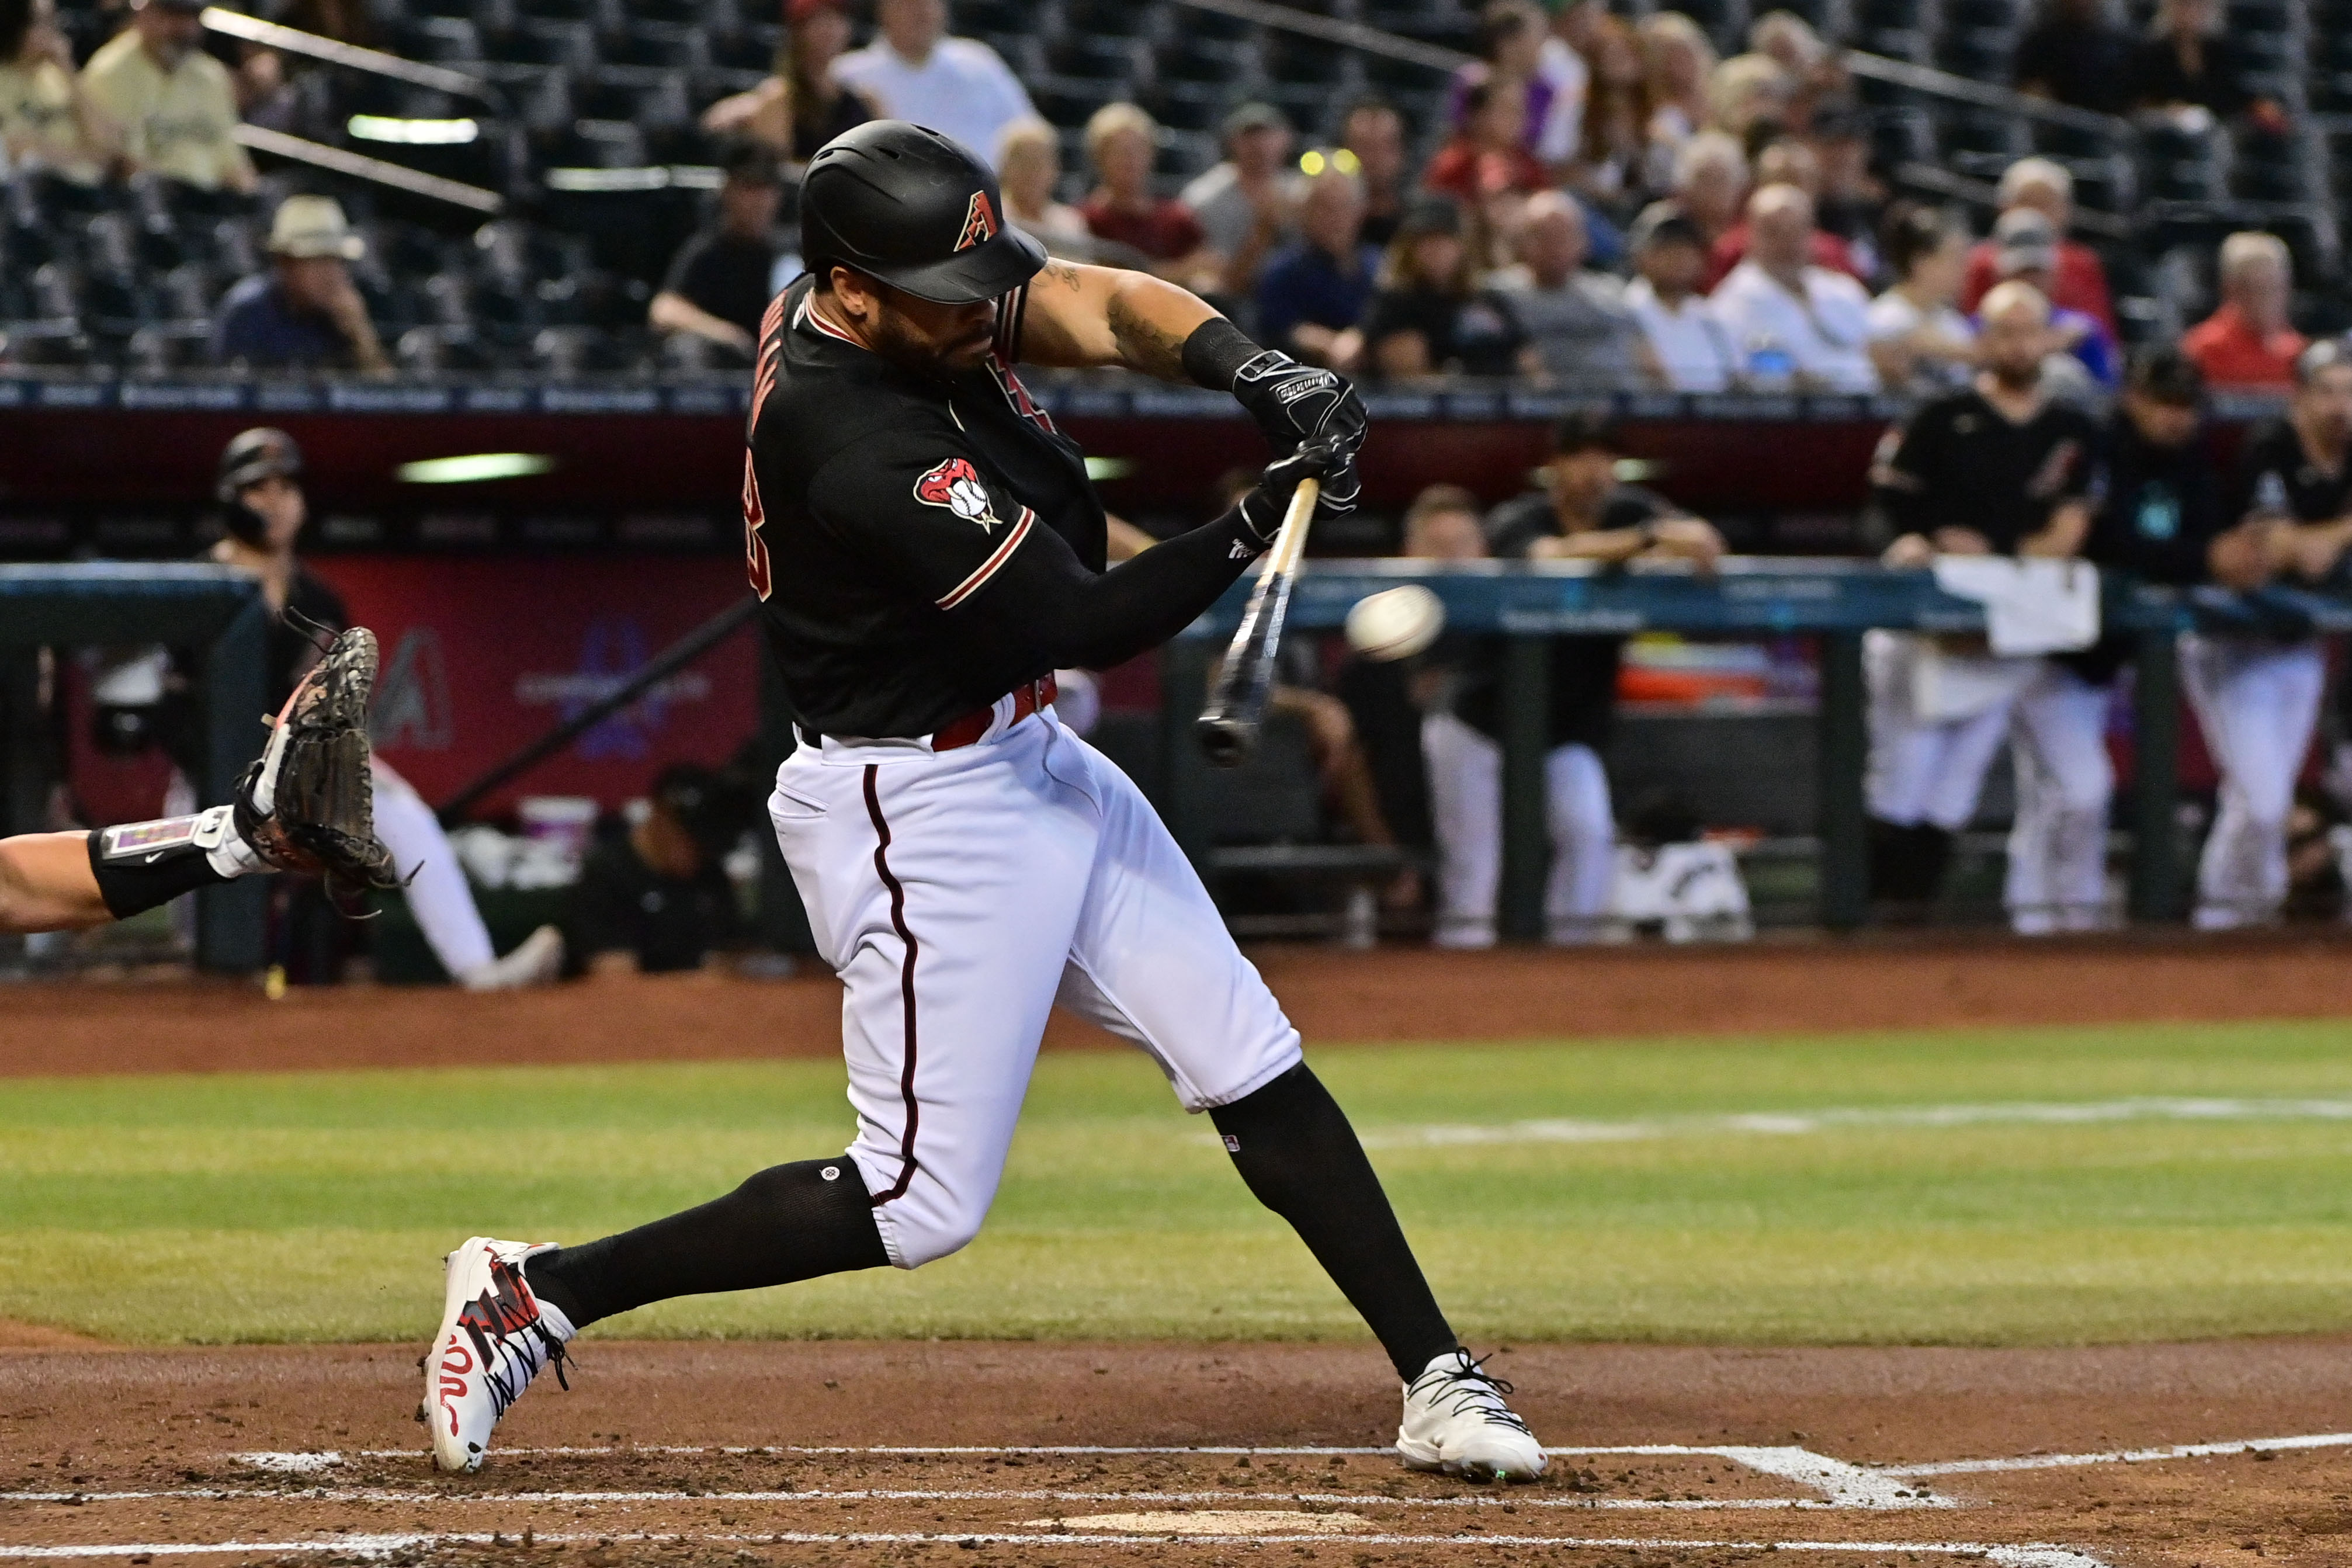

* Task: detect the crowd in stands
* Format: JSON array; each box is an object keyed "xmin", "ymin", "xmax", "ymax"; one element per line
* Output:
[{"xmin": 0, "ymin": 0, "xmax": 2332, "ymax": 389}]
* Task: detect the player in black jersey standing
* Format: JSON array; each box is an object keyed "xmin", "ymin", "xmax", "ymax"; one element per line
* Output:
[
  {"xmin": 424, "ymin": 121, "xmax": 1548, "ymax": 1483},
  {"xmin": 1866, "ymin": 282, "xmax": 2099, "ymax": 915}
]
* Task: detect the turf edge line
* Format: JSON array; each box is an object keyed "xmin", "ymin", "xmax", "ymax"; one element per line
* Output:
[{"xmin": 1883, "ymin": 1430, "xmax": 2352, "ymax": 1477}]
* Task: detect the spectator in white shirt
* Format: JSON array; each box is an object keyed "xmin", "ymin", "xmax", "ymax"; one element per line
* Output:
[
  {"xmin": 1623, "ymin": 205, "xmax": 1741, "ymax": 391},
  {"xmin": 1708, "ymin": 182, "xmax": 1878, "ymax": 391},
  {"xmin": 830, "ymin": 0, "xmax": 1033, "ymax": 168},
  {"xmin": 1866, "ymin": 203, "xmax": 1978, "ymax": 394}
]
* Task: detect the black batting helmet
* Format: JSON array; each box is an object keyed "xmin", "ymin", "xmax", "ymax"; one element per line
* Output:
[
  {"xmin": 216, "ymin": 426, "xmax": 303, "ymax": 502},
  {"xmin": 799, "ymin": 120, "xmax": 1045, "ymax": 304}
]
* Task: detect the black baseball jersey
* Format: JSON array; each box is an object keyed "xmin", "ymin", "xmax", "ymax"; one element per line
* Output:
[
  {"xmin": 745, "ymin": 276, "xmax": 1109, "ymax": 740},
  {"xmin": 2227, "ymin": 418, "xmax": 2352, "ymax": 525},
  {"xmin": 1872, "ymin": 388, "xmax": 2099, "ymax": 552}
]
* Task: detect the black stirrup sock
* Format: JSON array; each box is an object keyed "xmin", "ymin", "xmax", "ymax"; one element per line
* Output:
[
  {"xmin": 528, "ymin": 1158, "xmax": 889, "ymax": 1330},
  {"xmin": 1210, "ymin": 1063, "xmax": 1458, "ymax": 1381}
]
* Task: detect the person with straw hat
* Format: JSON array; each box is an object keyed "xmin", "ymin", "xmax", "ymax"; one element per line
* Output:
[{"xmin": 211, "ymin": 193, "xmax": 390, "ymax": 373}]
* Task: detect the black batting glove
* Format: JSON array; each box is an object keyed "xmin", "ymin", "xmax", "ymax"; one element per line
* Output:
[
  {"xmin": 1230, "ymin": 351, "xmax": 1366, "ymax": 518},
  {"xmin": 1238, "ymin": 436, "xmax": 1348, "ymax": 544}
]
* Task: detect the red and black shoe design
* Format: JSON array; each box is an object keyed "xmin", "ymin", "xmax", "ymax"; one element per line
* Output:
[{"xmin": 421, "ymin": 1237, "xmax": 574, "ymax": 1473}]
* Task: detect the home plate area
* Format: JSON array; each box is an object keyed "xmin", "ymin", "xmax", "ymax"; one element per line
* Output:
[{"xmin": 9, "ymin": 1434, "xmax": 2332, "ymax": 1566}]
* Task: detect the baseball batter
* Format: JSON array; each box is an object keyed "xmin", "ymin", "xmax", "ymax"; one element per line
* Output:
[{"xmin": 424, "ymin": 122, "xmax": 1546, "ymax": 1483}]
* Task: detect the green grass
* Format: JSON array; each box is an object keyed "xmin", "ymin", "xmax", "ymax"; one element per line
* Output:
[{"xmin": 4, "ymin": 1020, "xmax": 2351, "ymax": 1346}]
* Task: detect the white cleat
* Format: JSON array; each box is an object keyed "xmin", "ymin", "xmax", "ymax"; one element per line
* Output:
[
  {"xmin": 421, "ymin": 1237, "xmax": 574, "ymax": 1473},
  {"xmin": 458, "ymin": 925, "xmax": 567, "ymax": 991},
  {"xmin": 1397, "ymin": 1348, "xmax": 1548, "ymax": 1483}
]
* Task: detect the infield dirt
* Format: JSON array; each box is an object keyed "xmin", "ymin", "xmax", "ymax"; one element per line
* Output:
[
  {"xmin": 3, "ymin": 1338, "xmax": 2348, "ymax": 1564},
  {"xmin": 7, "ymin": 931, "xmax": 2352, "ymax": 1078}
]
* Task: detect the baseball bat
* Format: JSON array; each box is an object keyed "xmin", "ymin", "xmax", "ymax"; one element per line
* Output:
[{"xmin": 1196, "ymin": 476, "xmax": 1319, "ymax": 768}]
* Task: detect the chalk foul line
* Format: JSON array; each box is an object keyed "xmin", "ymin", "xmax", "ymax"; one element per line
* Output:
[
  {"xmin": 1361, "ymin": 1095, "xmax": 2352, "ymax": 1148},
  {"xmin": 1882, "ymin": 1430, "xmax": 2352, "ymax": 1477}
]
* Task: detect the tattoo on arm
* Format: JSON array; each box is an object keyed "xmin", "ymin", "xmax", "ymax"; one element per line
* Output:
[
  {"xmin": 1106, "ymin": 288, "xmax": 1190, "ymax": 381},
  {"xmin": 1041, "ymin": 261, "xmax": 1084, "ymax": 292}
]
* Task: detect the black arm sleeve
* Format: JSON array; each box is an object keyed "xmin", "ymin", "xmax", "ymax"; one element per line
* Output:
[
  {"xmin": 1869, "ymin": 410, "xmax": 1941, "ymax": 537},
  {"xmin": 804, "ymin": 430, "xmax": 1271, "ymax": 674}
]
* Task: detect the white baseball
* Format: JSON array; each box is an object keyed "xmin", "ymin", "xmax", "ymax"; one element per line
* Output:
[{"xmin": 1344, "ymin": 585, "xmax": 1445, "ymax": 662}]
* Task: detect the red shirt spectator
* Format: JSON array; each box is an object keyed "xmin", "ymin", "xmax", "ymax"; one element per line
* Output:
[
  {"xmin": 1078, "ymin": 193, "xmax": 1206, "ymax": 261},
  {"xmin": 1958, "ymin": 159, "xmax": 2116, "ymax": 333},
  {"xmin": 2181, "ymin": 232, "xmax": 2306, "ymax": 388},
  {"xmin": 1703, "ymin": 222, "xmax": 1860, "ymax": 290},
  {"xmin": 1423, "ymin": 76, "xmax": 1549, "ymax": 203},
  {"xmin": 1960, "ymin": 238, "xmax": 2114, "ymax": 334},
  {"xmin": 2182, "ymin": 303, "xmax": 2304, "ymax": 388}
]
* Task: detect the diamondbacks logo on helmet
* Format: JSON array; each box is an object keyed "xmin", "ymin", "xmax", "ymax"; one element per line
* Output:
[
  {"xmin": 955, "ymin": 192, "xmax": 998, "ymax": 252},
  {"xmin": 914, "ymin": 456, "xmax": 1003, "ymax": 530}
]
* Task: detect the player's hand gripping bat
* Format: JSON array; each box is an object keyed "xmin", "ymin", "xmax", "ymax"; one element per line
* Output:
[{"xmin": 1196, "ymin": 474, "xmax": 1320, "ymax": 768}]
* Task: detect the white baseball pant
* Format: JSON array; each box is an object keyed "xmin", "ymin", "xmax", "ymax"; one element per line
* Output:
[
  {"xmin": 2180, "ymin": 634, "xmax": 2326, "ymax": 929},
  {"xmin": 1420, "ymin": 709, "xmax": 1614, "ymax": 948},
  {"xmin": 2003, "ymin": 661, "xmax": 2115, "ymax": 935},
  {"xmin": 370, "ymin": 759, "xmax": 498, "ymax": 979},
  {"xmin": 769, "ymin": 702, "xmax": 1302, "ymax": 1270},
  {"xmin": 1864, "ymin": 633, "xmax": 2021, "ymax": 832}
]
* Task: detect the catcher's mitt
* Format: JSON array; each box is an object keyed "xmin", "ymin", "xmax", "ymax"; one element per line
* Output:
[{"xmin": 237, "ymin": 626, "xmax": 400, "ymax": 894}]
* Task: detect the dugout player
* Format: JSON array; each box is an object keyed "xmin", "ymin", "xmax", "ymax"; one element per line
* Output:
[
  {"xmin": 2003, "ymin": 348, "xmax": 2260, "ymax": 932},
  {"xmin": 1868, "ymin": 282, "xmax": 2097, "ymax": 915},
  {"xmin": 423, "ymin": 120, "xmax": 1547, "ymax": 1483},
  {"xmin": 1423, "ymin": 412, "xmax": 1722, "ymax": 946},
  {"xmin": 203, "ymin": 429, "xmax": 562, "ymax": 988},
  {"xmin": 2189, "ymin": 339, "xmax": 2352, "ymax": 927}
]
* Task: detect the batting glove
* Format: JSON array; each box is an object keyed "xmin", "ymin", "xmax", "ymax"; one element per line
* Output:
[{"xmin": 1230, "ymin": 352, "xmax": 1366, "ymax": 519}]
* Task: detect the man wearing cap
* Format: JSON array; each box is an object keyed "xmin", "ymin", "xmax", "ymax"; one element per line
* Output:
[
  {"xmin": 1424, "ymin": 412, "xmax": 1723, "ymax": 948},
  {"xmin": 211, "ymin": 195, "xmax": 390, "ymax": 373},
  {"xmin": 828, "ymin": 0, "xmax": 1032, "ymax": 171},
  {"xmin": 81, "ymin": 0, "xmax": 254, "ymax": 192},
  {"xmin": 2003, "ymin": 347, "xmax": 2252, "ymax": 934},
  {"xmin": 1623, "ymin": 204, "xmax": 1742, "ymax": 391},
  {"xmin": 2188, "ymin": 340, "xmax": 2352, "ymax": 927},
  {"xmin": 419, "ymin": 119, "xmax": 1550, "ymax": 1490},
  {"xmin": 650, "ymin": 141, "xmax": 787, "ymax": 360},
  {"xmin": 1987, "ymin": 207, "xmax": 2115, "ymax": 391},
  {"xmin": 1180, "ymin": 103, "xmax": 1300, "ymax": 301}
]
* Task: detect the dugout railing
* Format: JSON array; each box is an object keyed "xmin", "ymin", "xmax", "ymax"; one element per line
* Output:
[
  {"xmin": 1163, "ymin": 559, "xmax": 2352, "ymax": 939},
  {"xmin": 0, "ymin": 564, "xmax": 272, "ymax": 971}
]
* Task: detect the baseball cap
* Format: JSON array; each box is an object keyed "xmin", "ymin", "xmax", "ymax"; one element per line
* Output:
[
  {"xmin": 1993, "ymin": 208, "xmax": 2057, "ymax": 277},
  {"xmin": 1551, "ymin": 408, "xmax": 1622, "ymax": 457},
  {"xmin": 266, "ymin": 195, "xmax": 365, "ymax": 260},
  {"xmin": 2126, "ymin": 345, "xmax": 2204, "ymax": 407},
  {"xmin": 785, "ymin": 0, "xmax": 842, "ymax": 18},
  {"xmin": 720, "ymin": 138, "xmax": 782, "ymax": 187},
  {"xmin": 1628, "ymin": 202, "xmax": 1705, "ymax": 253}
]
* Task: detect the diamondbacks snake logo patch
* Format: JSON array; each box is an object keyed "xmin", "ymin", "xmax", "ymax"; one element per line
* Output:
[{"xmin": 914, "ymin": 456, "xmax": 1004, "ymax": 530}]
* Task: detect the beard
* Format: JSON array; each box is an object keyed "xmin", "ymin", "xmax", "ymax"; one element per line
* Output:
[
  {"xmin": 869, "ymin": 306, "xmax": 994, "ymax": 379},
  {"xmin": 1988, "ymin": 357, "xmax": 2041, "ymax": 392}
]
